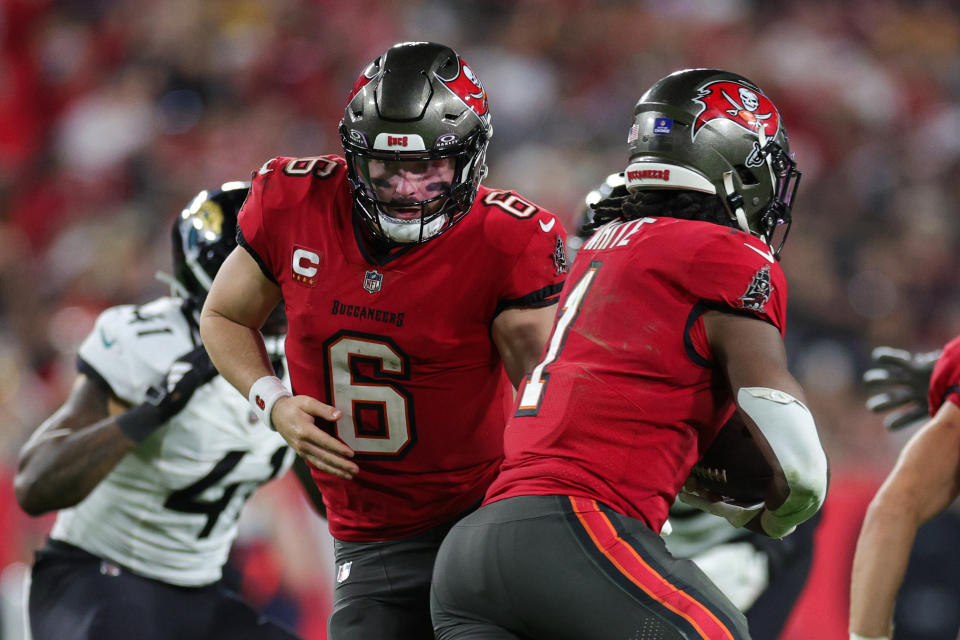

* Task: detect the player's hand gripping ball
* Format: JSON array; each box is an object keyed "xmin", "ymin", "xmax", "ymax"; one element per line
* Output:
[{"xmin": 685, "ymin": 412, "xmax": 774, "ymax": 507}]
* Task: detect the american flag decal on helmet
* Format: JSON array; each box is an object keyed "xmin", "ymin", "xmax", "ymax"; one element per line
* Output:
[{"xmin": 739, "ymin": 265, "xmax": 773, "ymax": 312}]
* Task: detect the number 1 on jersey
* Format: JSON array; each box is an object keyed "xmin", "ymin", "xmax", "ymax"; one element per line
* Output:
[{"xmin": 516, "ymin": 261, "xmax": 601, "ymax": 415}]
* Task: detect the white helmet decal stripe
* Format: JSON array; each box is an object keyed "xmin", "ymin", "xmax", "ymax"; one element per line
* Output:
[
  {"xmin": 373, "ymin": 133, "xmax": 426, "ymax": 151},
  {"xmin": 624, "ymin": 162, "xmax": 716, "ymax": 194}
]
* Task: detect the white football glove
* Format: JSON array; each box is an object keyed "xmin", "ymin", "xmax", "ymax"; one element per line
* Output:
[{"xmin": 677, "ymin": 490, "xmax": 764, "ymax": 529}]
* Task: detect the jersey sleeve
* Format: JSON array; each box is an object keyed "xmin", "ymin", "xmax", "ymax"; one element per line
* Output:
[
  {"xmin": 496, "ymin": 208, "xmax": 568, "ymax": 313},
  {"xmin": 928, "ymin": 336, "xmax": 960, "ymax": 414},
  {"xmin": 686, "ymin": 231, "xmax": 788, "ymax": 333},
  {"xmin": 76, "ymin": 302, "xmax": 192, "ymax": 405},
  {"xmin": 236, "ymin": 157, "xmax": 285, "ymax": 285},
  {"xmin": 237, "ymin": 155, "xmax": 345, "ymax": 285}
]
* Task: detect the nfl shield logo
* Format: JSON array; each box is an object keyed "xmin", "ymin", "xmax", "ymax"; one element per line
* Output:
[
  {"xmin": 363, "ymin": 270, "xmax": 383, "ymax": 293},
  {"xmin": 653, "ymin": 117, "xmax": 673, "ymax": 134},
  {"xmin": 337, "ymin": 561, "xmax": 352, "ymax": 583}
]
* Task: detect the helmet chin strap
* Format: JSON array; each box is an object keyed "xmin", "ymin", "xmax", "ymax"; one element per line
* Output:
[
  {"xmin": 155, "ymin": 271, "xmax": 192, "ymax": 299},
  {"xmin": 378, "ymin": 212, "xmax": 447, "ymax": 243},
  {"xmin": 156, "ymin": 271, "xmax": 204, "ymax": 328},
  {"xmin": 722, "ymin": 123, "xmax": 776, "ymax": 248},
  {"xmin": 757, "ymin": 124, "xmax": 777, "ymax": 203},
  {"xmin": 753, "ymin": 124, "xmax": 778, "ymax": 248},
  {"xmin": 722, "ymin": 170, "xmax": 752, "ymax": 237}
]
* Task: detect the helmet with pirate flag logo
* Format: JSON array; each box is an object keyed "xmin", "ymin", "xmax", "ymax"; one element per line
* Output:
[
  {"xmin": 624, "ymin": 68, "xmax": 801, "ymax": 257},
  {"xmin": 339, "ymin": 41, "xmax": 493, "ymax": 245}
]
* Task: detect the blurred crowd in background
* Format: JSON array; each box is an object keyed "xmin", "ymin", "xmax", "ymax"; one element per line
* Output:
[{"xmin": 4, "ymin": 0, "xmax": 960, "ymax": 638}]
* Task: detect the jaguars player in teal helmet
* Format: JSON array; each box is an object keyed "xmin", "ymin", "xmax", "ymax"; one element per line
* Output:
[
  {"xmin": 15, "ymin": 183, "xmax": 307, "ymax": 640},
  {"xmin": 576, "ymin": 172, "xmax": 822, "ymax": 639}
]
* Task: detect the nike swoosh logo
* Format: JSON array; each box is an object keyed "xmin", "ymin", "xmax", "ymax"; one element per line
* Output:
[
  {"xmin": 258, "ymin": 159, "xmax": 274, "ymax": 175},
  {"xmin": 100, "ymin": 328, "xmax": 116, "ymax": 348},
  {"xmin": 539, "ymin": 218, "xmax": 556, "ymax": 232},
  {"xmin": 743, "ymin": 243, "xmax": 775, "ymax": 263}
]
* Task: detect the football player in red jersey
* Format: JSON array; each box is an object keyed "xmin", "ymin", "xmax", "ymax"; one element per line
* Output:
[
  {"xmin": 430, "ymin": 69, "xmax": 828, "ymax": 640},
  {"xmin": 199, "ymin": 42, "xmax": 567, "ymax": 639},
  {"xmin": 851, "ymin": 339, "xmax": 960, "ymax": 640},
  {"xmin": 580, "ymin": 173, "xmax": 821, "ymax": 639}
]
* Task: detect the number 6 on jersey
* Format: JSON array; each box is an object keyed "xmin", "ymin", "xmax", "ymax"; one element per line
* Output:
[
  {"xmin": 517, "ymin": 262, "xmax": 601, "ymax": 415},
  {"xmin": 325, "ymin": 332, "xmax": 415, "ymax": 456}
]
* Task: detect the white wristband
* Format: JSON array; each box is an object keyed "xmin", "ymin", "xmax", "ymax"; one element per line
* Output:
[
  {"xmin": 248, "ymin": 375, "xmax": 291, "ymax": 430},
  {"xmin": 850, "ymin": 632, "xmax": 890, "ymax": 640}
]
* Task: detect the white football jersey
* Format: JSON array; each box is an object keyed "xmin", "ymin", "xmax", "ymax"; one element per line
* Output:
[
  {"xmin": 50, "ymin": 297, "xmax": 294, "ymax": 587},
  {"xmin": 662, "ymin": 501, "xmax": 746, "ymax": 559}
]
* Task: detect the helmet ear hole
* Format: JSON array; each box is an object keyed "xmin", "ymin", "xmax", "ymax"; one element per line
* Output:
[
  {"xmin": 436, "ymin": 55, "xmax": 459, "ymax": 79},
  {"xmin": 734, "ymin": 165, "xmax": 759, "ymax": 185}
]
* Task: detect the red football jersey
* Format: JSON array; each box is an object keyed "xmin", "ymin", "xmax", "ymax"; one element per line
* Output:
[
  {"xmin": 238, "ymin": 155, "xmax": 567, "ymax": 541},
  {"xmin": 485, "ymin": 216, "xmax": 788, "ymax": 532},
  {"xmin": 928, "ymin": 336, "xmax": 960, "ymax": 414}
]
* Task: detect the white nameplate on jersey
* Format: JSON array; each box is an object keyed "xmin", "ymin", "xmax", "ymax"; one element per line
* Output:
[
  {"xmin": 581, "ymin": 217, "xmax": 656, "ymax": 252},
  {"xmin": 373, "ymin": 133, "xmax": 426, "ymax": 151}
]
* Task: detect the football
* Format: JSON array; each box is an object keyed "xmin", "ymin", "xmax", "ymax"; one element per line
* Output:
[{"xmin": 688, "ymin": 412, "xmax": 775, "ymax": 506}]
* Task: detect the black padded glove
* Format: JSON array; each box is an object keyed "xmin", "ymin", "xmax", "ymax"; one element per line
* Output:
[
  {"xmin": 116, "ymin": 345, "xmax": 219, "ymax": 442},
  {"xmin": 863, "ymin": 346, "xmax": 941, "ymax": 430}
]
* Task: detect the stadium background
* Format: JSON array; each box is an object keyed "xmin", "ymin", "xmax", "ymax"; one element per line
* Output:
[{"xmin": 3, "ymin": 0, "xmax": 960, "ymax": 638}]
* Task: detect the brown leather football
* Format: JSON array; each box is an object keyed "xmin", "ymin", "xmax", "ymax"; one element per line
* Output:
[{"xmin": 690, "ymin": 412, "xmax": 774, "ymax": 506}]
